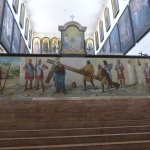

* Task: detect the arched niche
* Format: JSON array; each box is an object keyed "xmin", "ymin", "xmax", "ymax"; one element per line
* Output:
[
  {"xmin": 42, "ymin": 37, "xmax": 50, "ymax": 54},
  {"xmin": 95, "ymin": 31, "xmax": 99, "ymax": 51},
  {"xmin": 85, "ymin": 38, "xmax": 94, "ymax": 55},
  {"xmin": 12, "ymin": 0, "xmax": 19, "ymax": 14},
  {"xmin": 24, "ymin": 18, "xmax": 29, "ymax": 40},
  {"xmin": 28, "ymin": 29, "xmax": 32, "ymax": 49},
  {"xmin": 19, "ymin": 3, "xmax": 25, "ymax": 28},
  {"xmin": 32, "ymin": 37, "xmax": 41, "ymax": 54},
  {"xmin": 51, "ymin": 37, "xmax": 59, "ymax": 54}
]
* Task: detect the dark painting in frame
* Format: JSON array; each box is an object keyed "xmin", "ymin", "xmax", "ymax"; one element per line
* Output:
[
  {"xmin": 24, "ymin": 18, "xmax": 29, "ymax": 40},
  {"xmin": 110, "ymin": 24, "xmax": 121, "ymax": 53},
  {"xmin": 32, "ymin": 37, "xmax": 41, "ymax": 54},
  {"xmin": 111, "ymin": 0, "xmax": 119, "ymax": 18},
  {"xmin": 19, "ymin": 3, "xmax": 25, "ymax": 29},
  {"xmin": 118, "ymin": 6, "xmax": 134, "ymax": 54},
  {"xmin": 42, "ymin": 37, "xmax": 50, "ymax": 54},
  {"xmin": 12, "ymin": 21, "xmax": 20, "ymax": 53},
  {"xmin": 0, "ymin": 0, "xmax": 5, "ymax": 36},
  {"xmin": 129, "ymin": 0, "xmax": 150, "ymax": 42},
  {"xmin": 104, "ymin": 7, "xmax": 111, "ymax": 32},
  {"xmin": 28, "ymin": 29, "xmax": 32, "ymax": 49},
  {"xmin": 1, "ymin": 2, "xmax": 14, "ymax": 53},
  {"xmin": 103, "ymin": 37, "xmax": 111, "ymax": 53},
  {"xmin": 12, "ymin": 0, "xmax": 19, "ymax": 14},
  {"xmin": 19, "ymin": 35, "xmax": 26, "ymax": 54},
  {"xmin": 95, "ymin": 31, "xmax": 99, "ymax": 51},
  {"xmin": 99, "ymin": 21, "xmax": 104, "ymax": 42}
]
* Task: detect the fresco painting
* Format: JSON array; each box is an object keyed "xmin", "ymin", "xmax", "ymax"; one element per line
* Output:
[
  {"xmin": 0, "ymin": 57, "xmax": 20, "ymax": 94},
  {"xmin": 61, "ymin": 26, "xmax": 85, "ymax": 54},
  {"xmin": 0, "ymin": 57, "xmax": 150, "ymax": 97}
]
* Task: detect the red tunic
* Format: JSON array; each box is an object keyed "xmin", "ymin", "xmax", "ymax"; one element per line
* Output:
[
  {"xmin": 23, "ymin": 63, "xmax": 34, "ymax": 80},
  {"xmin": 115, "ymin": 63, "xmax": 125, "ymax": 80}
]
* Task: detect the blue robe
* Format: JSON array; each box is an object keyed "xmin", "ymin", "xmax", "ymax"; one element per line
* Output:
[{"xmin": 53, "ymin": 65, "xmax": 66, "ymax": 92}]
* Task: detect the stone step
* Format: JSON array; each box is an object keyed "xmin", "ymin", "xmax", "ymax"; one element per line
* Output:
[
  {"xmin": 0, "ymin": 119, "xmax": 150, "ymax": 131},
  {"xmin": 0, "ymin": 132, "xmax": 150, "ymax": 147},
  {"xmin": 0, "ymin": 99, "xmax": 150, "ymax": 124},
  {"xmin": 0, "ymin": 140, "xmax": 150, "ymax": 150},
  {"xmin": 0, "ymin": 125, "xmax": 150, "ymax": 138}
]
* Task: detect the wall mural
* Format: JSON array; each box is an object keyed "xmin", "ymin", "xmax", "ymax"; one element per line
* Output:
[{"xmin": 0, "ymin": 57, "xmax": 150, "ymax": 97}]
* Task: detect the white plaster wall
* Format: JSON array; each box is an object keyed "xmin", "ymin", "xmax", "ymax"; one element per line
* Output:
[{"xmin": 7, "ymin": 0, "xmax": 33, "ymax": 53}]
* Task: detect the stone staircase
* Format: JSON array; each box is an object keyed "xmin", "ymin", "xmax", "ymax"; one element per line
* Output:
[{"xmin": 0, "ymin": 98, "xmax": 150, "ymax": 149}]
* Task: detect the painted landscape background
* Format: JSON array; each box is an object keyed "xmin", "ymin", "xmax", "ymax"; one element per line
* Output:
[{"xmin": 0, "ymin": 56, "xmax": 150, "ymax": 98}]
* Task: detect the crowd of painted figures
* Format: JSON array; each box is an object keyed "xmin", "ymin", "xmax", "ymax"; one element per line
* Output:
[{"xmin": 21, "ymin": 58, "xmax": 150, "ymax": 94}]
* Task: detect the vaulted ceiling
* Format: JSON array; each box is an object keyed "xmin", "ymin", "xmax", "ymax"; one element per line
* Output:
[{"xmin": 25, "ymin": 0, "xmax": 106, "ymax": 35}]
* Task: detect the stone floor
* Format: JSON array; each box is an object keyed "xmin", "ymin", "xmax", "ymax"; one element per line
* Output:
[{"xmin": 0, "ymin": 83, "xmax": 150, "ymax": 99}]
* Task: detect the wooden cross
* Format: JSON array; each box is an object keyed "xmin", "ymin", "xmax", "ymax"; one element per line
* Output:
[
  {"xmin": 45, "ymin": 57, "xmax": 60, "ymax": 84},
  {"xmin": 45, "ymin": 59, "xmax": 102, "ymax": 84}
]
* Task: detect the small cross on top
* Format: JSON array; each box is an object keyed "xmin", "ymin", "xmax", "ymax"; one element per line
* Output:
[{"xmin": 70, "ymin": 15, "xmax": 74, "ymax": 21}]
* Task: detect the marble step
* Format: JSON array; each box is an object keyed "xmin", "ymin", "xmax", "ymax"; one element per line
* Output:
[
  {"xmin": 0, "ymin": 125, "xmax": 150, "ymax": 138},
  {"xmin": 0, "ymin": 132, "xmax": 150, "ymax": 147},
  {"xmin": 0, "ymin": 119, "xmax": 150, "ymax": 131},
  {"xmin": 0, "ymin": 140, "xmax": 150, "ymax": 150}
]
